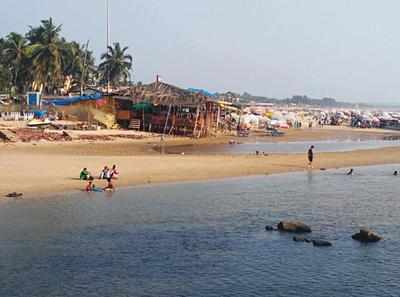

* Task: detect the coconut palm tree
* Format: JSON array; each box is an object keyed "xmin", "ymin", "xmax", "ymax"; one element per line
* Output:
[
  {"xmin": 98, "ymin": 42, "xmax": 133, "ymax": 87},
  {"xmin": 2, "ymin": 32, "xmax": 29, "ymax": 92},
  {"xmin": 29, "ymin": 18, "xmax": 66, "ymax": 94},
  {"xmin": 0, "ymin": 38, "xmax": 10, "ymax": 91},
  {"xmin": 63, "ymin": 41, "xmax": 97, "ymax": 92}
]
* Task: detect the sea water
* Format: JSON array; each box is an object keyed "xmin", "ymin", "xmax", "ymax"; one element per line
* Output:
[
  {"xmin": 163, "ymin": 139, "xmax": 400, "ymax": 155},
  {"xmin": 1, "ymin": 165, "xmax": 400, "ymax": 297}
]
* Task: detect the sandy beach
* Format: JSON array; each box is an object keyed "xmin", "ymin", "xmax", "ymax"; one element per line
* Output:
[{"xmin": 1, "ymin": 127, "xmax": 400, "ymax": 197}]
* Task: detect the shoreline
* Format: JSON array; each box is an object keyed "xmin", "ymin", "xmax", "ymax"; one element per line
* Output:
[
  {"xmin": 24, "ymin": 160, "xmax": 400, "ymax": 201},
  {"xmin": 2, "ymin": 127, "xmax": 400, "ymax": 198},
  {"xmin": 2, "ymin": 146, "xmax": 400, "ymax": 199}
]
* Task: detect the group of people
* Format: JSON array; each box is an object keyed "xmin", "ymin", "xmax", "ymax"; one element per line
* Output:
[
  {"xmin": 99, "ymin": 165, "xmax": 119, "ymax": 180},
  {"xmin": 79, "ymin": 165, "xmax": 120, "ymax": 192}
]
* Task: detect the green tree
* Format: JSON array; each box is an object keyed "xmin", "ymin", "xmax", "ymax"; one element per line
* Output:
[
  {"xmin": 1, "ymin": 17, "xmax": 134, "ymax": 94},
  {"xmin": 29, "ymin": 18, "xmax": 66, "ymax": 93},
  {"xmin": 0, "ymin": 38, "xmax": 10, "ymax": 91},
  {"xmin": 98, "ymin": 42, "xmax": 133, "ymax": 87},
  {"xmin": 2, "ymin": 32, "xmax": 30, "ymax": 93},
  {"xmin": 63, "ymin": 41, "xmax": 97, "ymax": 92}
]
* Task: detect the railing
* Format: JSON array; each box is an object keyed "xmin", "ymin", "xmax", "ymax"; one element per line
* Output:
[{"xmin": 0, "ymin": 112, "xmax": 35, "ymax": 121}]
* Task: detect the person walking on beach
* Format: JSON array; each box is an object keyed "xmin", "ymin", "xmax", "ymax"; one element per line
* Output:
[{"xmin": 307, "ymin": 145, "xmax": 315, "ymax": 168}]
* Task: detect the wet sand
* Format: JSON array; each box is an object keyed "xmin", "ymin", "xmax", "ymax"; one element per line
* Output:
[{"xmin": 1, "ymin": 127, "xmax": 400, "ymax": 197}]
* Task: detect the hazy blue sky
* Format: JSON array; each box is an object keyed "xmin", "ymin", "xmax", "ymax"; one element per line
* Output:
[{"xmin": 2, "ymin": 0, "xmax": 400, "ymax": 103}]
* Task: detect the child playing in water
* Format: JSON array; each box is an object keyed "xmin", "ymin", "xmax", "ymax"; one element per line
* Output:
[
  {"xmin": 103, "ymin": 178, "xmax": 115, "ymax": 191},
  {"xmin": 85, "ymin": 177, "xmax": 95, "ymax": 192},
  {"xmin": 110, "ymin": 164, "xmax": 119, "ymax": 179},
  {"xmin": 99, "ymin": 166, "xmax": 110, "ymax": 179}
]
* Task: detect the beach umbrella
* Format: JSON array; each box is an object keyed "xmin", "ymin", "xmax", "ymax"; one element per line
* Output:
[{"xmin": 132, "ymin": 102, "xmax": 153, "ymax": 113}]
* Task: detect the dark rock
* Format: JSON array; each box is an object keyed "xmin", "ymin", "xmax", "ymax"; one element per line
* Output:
[
  {"xmin": 293, "ymin": 236, "xmax": 308, "ymax": 242},
  {"xmin": 312, "ymin": 240, "xmax": 332, "ymax": 247},
  {"xmin": 277, "ymin": 221, "xmax": 312, "ymax": 233},
  {"xmin": 265, "ymin": 225, "xmax": 274, "ymax": 231},
  {"xmin": 352, "ymin": 229, "xmax": 382, "ymax": 243},
  {"xmin": 5, "ymin": 192, "xmax": 23, "ymax": 198}
]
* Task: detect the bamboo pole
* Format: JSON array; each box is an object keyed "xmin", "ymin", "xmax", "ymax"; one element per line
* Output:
[
  {"xmin": 169, "ymin": 109, "xmax": 176, "ymax": 135},
  {"xmin": 142, "ymin": 108, "xmax": 145, "ymax": 131},
  {"xmin": 192, "ymin": 105, "xmax": 200, "ymax": 138},
  {"xmin": 198, "ymin": 111, "xmax": 205, "ymax": 138},
  {"xmin": 163, "ymin": 104, "xmax": 172, "ymax": 135},
  {"xmin": 216, "ymin": 105, "xmax": 221, "ymax": 132}
]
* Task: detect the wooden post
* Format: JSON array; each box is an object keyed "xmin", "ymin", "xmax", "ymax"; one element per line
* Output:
[
  {"xmin": 192, "ymin": 105, "xmax": 200, "ymax": 138},
  {"xmin": 198, "ymin": 111, "xmax": 205, "ymax": 138},
  {"xmin": 163, "ymin": 104, "xmax": 172, "ymax": 135},
  {"xmin": 204, "ymin": 103, "xmax": 210, "ymax": 136},
  {"xmin": 142, "ymin": 108, "xmax": 145, "ymax": 131},
  {"xmin": 216, "ymin": 105, "xmax": 221, "ymax": 132},
  {"xmin": 169, "ymin": 109, "xmax": 176, "ymax": 135}
]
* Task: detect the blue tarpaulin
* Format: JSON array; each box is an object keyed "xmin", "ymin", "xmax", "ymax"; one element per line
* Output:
[
  {"xmin": 187, "ymin": 88, "xmax": 216, "ymax": 97},
  {"xmin": 32, "ymin": 110, "xmax": 47, "ymax": 118},
  {"xmin": 42, "ymin": 93, "xmax": 103, "ymax": 106}
]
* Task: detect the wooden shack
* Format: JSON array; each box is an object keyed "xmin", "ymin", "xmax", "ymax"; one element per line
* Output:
[{"xmin": 113, "ymin": 81, "xmax": 223, "ymax": 137}]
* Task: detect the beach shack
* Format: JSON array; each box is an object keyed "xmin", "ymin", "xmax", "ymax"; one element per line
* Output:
[{"xmin": 114, "ymin": 81, "xmax": 226, "ymax": 137}]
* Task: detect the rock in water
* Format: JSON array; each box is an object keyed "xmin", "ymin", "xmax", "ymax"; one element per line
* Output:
[
  {"xmin": 5, "ymin": 192, "xmax": 23, "ymax": 198},
  {"xmin": 293, "ymin": 236, "xmax": 308, "ymax": 242},
  {"xmin": 312, "ymin": 240, "xmax": 332, "ymax": 247},
  {"xmin": 352, "ymin": 229, "xmax": 382, "ymax": 243},
  {"xmin": 277, "ymin": 221, "xmax": 312, "ymax": 233},
  {"xmin": 265, "ymin": 225, "xmax": 274, "ymax": 231}
]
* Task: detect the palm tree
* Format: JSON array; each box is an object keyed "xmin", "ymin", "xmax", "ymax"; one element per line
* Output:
[
  {"xmin": 29, "ymin": 18, "xmax": 66, "ymax": 94},
  {"xmin": 0, "ymin": 38, "xmax": 9, "ymax": 91},
  {"xmin": 2, "ymin": 33, "xmax": 29, "ymax": 92},
  {"xmin": 98, "ymin": 42, "xmax": 133, "ymax": 87},
  {"xmin": 63, "ymin": 41, "xmax": 97, "ymax": 92}
]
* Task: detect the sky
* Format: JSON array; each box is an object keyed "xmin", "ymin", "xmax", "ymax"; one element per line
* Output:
[{"xmin": 2, "ymin": 0, "xmax": 400, "ymax": 104}]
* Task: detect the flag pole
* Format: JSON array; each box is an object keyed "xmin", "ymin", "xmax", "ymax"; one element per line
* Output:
[{"xmin": 106, "ymin": 0, "xmax": 111, "ymax": 94}]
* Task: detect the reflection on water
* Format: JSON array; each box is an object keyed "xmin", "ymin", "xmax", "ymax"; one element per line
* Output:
[
  {"xmin": 163, "ymin": 139, "xmax": 400, "ymax": 155},
  {"xmin": 1, "ymin": 165, "xmax": 400, "ymax": 296}
]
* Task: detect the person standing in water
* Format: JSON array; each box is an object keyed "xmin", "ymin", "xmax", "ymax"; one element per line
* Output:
[
  {"xmin": 103, "ymin": 178, "xmax": 115, "ymax": 192},
  {"xmin": 307, "ymin": 145, "xmax": 315, "ymax": 168}
]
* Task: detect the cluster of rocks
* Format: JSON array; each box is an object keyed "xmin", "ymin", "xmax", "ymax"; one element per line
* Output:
[
  {"xmin": 352, "ymin": 229, "xmax": 383, "ymax": 243},
  {"xmin": 5, "ymin": 192, "xmax": 23, "ymax": 199},
  {"xmin": 265, "ymin": 221, "xmax": 383, "ymax": 246},
  {"xmin": 13, "ymin": 129, "xmax": 73, "ymax": 142}
]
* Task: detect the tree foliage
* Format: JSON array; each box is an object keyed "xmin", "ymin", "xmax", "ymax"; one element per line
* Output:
[
  {"xmin": 98, "ymin": 42, "xmax": 133, "ymax": 87},
  {"xmin": 0, "ymin": 18, "xmax": 133, "ymax": 95}
]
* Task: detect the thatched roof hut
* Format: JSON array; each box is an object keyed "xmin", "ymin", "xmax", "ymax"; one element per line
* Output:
[
  {"xmin": 115, "ymin": 81, "xmax": 209, "ymax": 106},
  {"xmin": 113, "ymin": 81, "xmax": 223, "ymax": 137}
]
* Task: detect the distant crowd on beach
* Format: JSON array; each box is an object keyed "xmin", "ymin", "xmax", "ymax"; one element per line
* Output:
[{"xmin": 79, "ymin": 165, "xmax": 119, "ymax": 192}]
